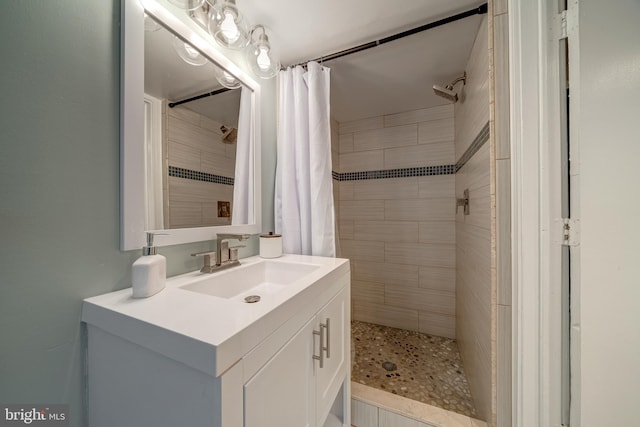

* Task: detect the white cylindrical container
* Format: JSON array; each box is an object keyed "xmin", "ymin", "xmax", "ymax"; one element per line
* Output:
[{"xmin": 260, "ymin": 232, "xmax": 282, "ymax": 258}]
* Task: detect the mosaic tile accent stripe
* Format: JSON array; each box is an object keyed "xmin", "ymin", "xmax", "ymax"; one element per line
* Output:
[
  {"xmin": 332, "ymin": 121, "xmax": 489, "ymax": 181},
  {"xmin": 168, "ymin": 166, "xmax": 234, "ymax": 186},
  {"xmin": 455, "ymin": 121, "xmax": 490, "ymax": 172},
  {"xmin": 334, "ymin": 165, "xmax": 455, "ymax": 182}
]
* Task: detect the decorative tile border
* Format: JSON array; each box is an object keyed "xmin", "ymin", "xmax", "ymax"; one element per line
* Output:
[
  {"xmin": 333, "ymin": 165, "xmax": 455, "ymax": 181},
  {"xmin": 455, "ymin": 121, "xmax": 490, "ymax": 172},
  {"xmin": 168, "ymin": 166, "xmax": 234, "ymax": 186},
  {"xmin": 332, "ymin": 121, "xmax": 490, "ymax": 181}
]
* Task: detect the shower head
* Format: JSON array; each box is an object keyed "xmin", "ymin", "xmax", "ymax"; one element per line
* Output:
[
  {"xmin": 433, "ymin": 72, "xmax": 467, "ymax": 103},
  {"xmin": 432, "ymin": 84, "xmax": 459, "ymax": 103}
]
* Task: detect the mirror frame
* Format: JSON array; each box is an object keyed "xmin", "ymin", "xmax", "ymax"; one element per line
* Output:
[{"xmin": 121, "ymin": 0, "xmax": 261, "ymax": 250}]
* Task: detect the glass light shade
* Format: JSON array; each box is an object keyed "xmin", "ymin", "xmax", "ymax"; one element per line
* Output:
[
  {"xmin": 215, "ymin": 68, "xmax": 242, "ymax": 89},
  {"xmin": 167, "ymin": 0, "xmax": 205, "ymax": 11},
  {"xmin": 246, "ymin": 27, "xmax": 279, "ymax": 79},
  {"xmin": 172, "ymin": 36, "xmax": 208, "ymax": 66},
  {"xmin": 207, "ymin": 1, "xmax": 248, "ymax": 49}
]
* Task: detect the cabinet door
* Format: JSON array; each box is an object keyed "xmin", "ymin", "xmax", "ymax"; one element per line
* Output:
[
  {"xmin": 315, "ymin": 287, "xmax": 348, "ymax": 426},
  {"xmin": 244, "ymin": 317, "xmax": 316, "ymax": 427}
]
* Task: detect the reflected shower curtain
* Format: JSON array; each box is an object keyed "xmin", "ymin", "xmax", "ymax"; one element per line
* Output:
[
  {"xmin": 232, "ymin": 87, "xmax": 253, "ymax": 225},
  {"xmin": 275, "ymin": 61, "xmax": 336, "ymax": 257}
]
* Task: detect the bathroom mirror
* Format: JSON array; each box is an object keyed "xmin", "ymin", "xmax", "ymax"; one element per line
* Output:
[{"xmin": 121, "ymin": 0, "xmax": 261, "ymax": 250}]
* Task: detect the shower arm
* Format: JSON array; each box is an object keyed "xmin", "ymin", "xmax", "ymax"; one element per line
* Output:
[{"xmin": 446, "ymin": 72, "xmax": 467, "ymax": 90}]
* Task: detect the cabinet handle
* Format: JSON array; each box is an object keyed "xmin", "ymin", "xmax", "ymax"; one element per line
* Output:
[
  {"xmin": 323, "ymin": 318, "xmax": 330, "ymax": 359},
  {"xmin": 313, "ymin": 327, "xmax": 324, "ymax": 368}
]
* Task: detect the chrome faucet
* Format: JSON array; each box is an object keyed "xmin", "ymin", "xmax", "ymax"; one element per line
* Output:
[
  {"xmin": 215, "ymin": 233, "xmax": 250, "ymax": 267},
  {"xmin": 191, "ymin": 233, "xmax": 250, "ymax": 273}
]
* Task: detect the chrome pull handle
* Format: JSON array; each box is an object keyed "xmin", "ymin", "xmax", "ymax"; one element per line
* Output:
[
  {"xmin": 313, "ymin": 326, "xmax": 324, "ymax": 368},
  {"xmin": 322, "ymin": 318, "xmax": 330, "ymax": 359}
]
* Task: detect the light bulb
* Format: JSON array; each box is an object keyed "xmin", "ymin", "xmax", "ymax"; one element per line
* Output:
[
  {"xmin": 256, "ymin": 47, "xmax": 271, "ymax": 71},
  {"xmin": 184, "ymin": 44, "xmax": 200, "ymax": 59},
  {"xmin": 220, "ymin": 11, "xmax": 239, "ymax": 42},
  {"xmin": 222, "ymin": 71, "xmax": 236, "ymax": 84}
]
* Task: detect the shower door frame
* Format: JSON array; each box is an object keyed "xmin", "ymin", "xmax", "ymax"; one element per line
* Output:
[{"xmin": 508, "ymin": 0, "xmax": 577, "ymax": 426}]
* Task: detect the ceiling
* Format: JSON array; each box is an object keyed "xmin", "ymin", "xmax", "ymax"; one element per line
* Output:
[
  {"xmin": 147, "ymin": 0, "xmax": 486, "ymax": 124},
  {"xmin": 239, "ymin": 0, "xmax": 486, "ymax": 122}
]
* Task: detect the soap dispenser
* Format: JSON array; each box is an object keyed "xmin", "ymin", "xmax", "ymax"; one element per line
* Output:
[{"xmin": 131, "ymin": 232, "xmax": 166, "ymax": 298}]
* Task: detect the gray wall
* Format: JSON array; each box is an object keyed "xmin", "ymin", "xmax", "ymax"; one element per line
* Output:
[{"xmin": 0, "ymin": 1, "xmax": 276, "ymax": 426}]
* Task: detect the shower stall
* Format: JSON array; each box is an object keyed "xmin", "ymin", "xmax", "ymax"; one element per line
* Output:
[{"xmin": 330, "ymin": 14, "xmax": 498, "ymax": 426}]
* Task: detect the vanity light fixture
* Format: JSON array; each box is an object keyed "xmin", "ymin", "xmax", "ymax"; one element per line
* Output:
[
  {"xmin": 246, "ymin": 25, "xmax": 279, "ymax": 79},
  {"xmin": 172, "ymin": 36, "xmax": 209, "ymax": 66},
  {"xmin": 208, "ymin": 0, "xmax": 249, "ymax": 49},
  {"xmin": 215, "ymin": 68, "xmax": 242, "ymax": 89},
  {"xmin": 167, "ymin": 0, "xmax": 205, "ymax": 11}
]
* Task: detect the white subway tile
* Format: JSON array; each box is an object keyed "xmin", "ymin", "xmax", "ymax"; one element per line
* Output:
[
  {"xmin": 352, "ymin": 280, "xmax": 385, "ymax": 305},
  {"xmin": 354, "ymin": 220, "xmax": 419, "ymax": 242},
  {"xmin": 354, "ymin": 178, "xmax": 418, "ymax": 200},
  {"xmin": 418, "ymin": 311, "xmax": 456, "ymax": 339},
  {"xmin": 496, "ymin": 159, "xmax": 512, "ymax": 305},
  {"xmin": 385, "ymin": 198, "xmax": 454, "ymax": 222},
  {"xmin": 383, "ymin": 104, "xmax": 453, "ymax": 127},
  {"xmin": 419, "ymin": 266, "xmax": 456, "ymax": 293},
  {"xmin": 340, "ymin": 150, "xmax": 384, "ymax": 172},
  {"xmin": 418, "ymin": 118, "xmax": 455, "ymax": 145},
  {"xmin": 339, "ymin": 181, "xmax": 354, "ymax": 200},
  {"xmin": 340, "ymin": 200, "xmax": 385, "ymax": 221},
  {"xmin": 352, "ymin": 261, "xmax": 420, "ymax": 288},
  {"xmin": 418, "ymin": 175, "xmax": 455, "ymax": 198},
  {"xmin": 339, "ymin": 133, "xmax": 354, "ymax": 153},
  {"xmin": 384, "ymin": 142, "xmax": 454, "ymax": 169},
  {"xmin": 353, "ymin": 301, "xmax": 419, "ymax": 332},
  {"xmin": 341, "ymin": 240, "xmax": 385, "ymax": 263},
  {"xmin": 338, "ymin": 220, "xmax": 354, "ymax": 240},
  {"xmin": 385, "ymin": 285, "xmax": 455, "ymax": 316},
  {"xmin": 340, "ymin": 116, "xmax": 383, "ymax": 134},
  {"xmin": 494, "ymin": 13, "xmax": 510, "ymax": 160},
  {"xmin": 168, "ymin": 141, "xmax": 200, "ymax": 171},
  {"xmin": 419, "ymin": 221, "xmax": 455, "ymax": 244},
  {"xmin": 385, "ymin": 242, "xmax": 455, "ymax": 268},
  {"xmin": 454, "ymin": 17, "xmax": 489, "ymax": 160},
  {"xmin": 354, "ymin": 125, "xmax": 417, "ymax": 152}
]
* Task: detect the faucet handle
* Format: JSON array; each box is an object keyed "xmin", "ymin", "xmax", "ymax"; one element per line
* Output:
[
  {"xmin": 229, "ymin": 245, "xmax": 245, "ymax": 262},
  {"xmin": 191, "ymin": 251, "xmax": 216, "ymax": 273}
]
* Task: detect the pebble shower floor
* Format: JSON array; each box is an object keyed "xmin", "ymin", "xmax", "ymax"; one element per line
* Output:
[{"xmin": 351, "ymin": 320, "xmax": 477, "ymax": 418}]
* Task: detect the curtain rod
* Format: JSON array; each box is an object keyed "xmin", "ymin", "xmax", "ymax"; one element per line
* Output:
[
  {"xmin": 169, "ymin": 3, "xmax": 488, "ymax": 107},
  {"xmin": 168, "ymin": 87, "xmax": 232, "ymax": 108},
  {"xmin": 287, "ymin": 3, "xmax": 488, "ymax": 69}
]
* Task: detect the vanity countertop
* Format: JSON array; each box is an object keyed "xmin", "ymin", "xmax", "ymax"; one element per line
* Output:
[{"xmin": 82, "ymin": 254, "xmax": 349, "ymax": 377}]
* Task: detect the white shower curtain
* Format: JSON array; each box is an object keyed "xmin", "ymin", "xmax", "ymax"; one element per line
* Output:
[
  {"xmin": 232, "ymin": 87, "xmax": 253, "ymax": 225},
  {"xmin": 275, "ymin": 61, "xmax": 336, "ymax": 257}
]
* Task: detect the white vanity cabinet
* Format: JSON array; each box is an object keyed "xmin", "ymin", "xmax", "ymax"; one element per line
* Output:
[
  {"xmin": 244, "ymin": 287, "xmax": 348, "ymax": 427},
  {"xmin": 82, "ymin": 255, "xmax": 350, "ymax": 427}
]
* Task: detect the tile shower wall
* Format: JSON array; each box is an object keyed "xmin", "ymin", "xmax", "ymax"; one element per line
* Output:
[
  {"xmin": 335, "ymin": 105, "xmax": 457, "ymax": 339},
  {"xmin": 163, "ymin": 104, "xmax": 236, "ymax": 228},
  {"xmin": 454, "ymin": 16, "xmax": 491, "ymax": 422}
]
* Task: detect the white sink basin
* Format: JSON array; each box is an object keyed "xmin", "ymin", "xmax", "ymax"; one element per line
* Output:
[{"xmin": 181, "ymin": 259, "xmax": 321, "ymax": 301}]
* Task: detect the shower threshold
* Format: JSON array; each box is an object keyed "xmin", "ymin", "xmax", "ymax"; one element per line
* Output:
[{"xmin": 351, "ymin": 320, "xmax": 477, "ymax": 418}]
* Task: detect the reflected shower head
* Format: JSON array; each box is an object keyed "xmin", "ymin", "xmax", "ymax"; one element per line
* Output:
[{"xmin": 433, "ymin": 72, "xmax": 467, "ymax": 103}]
